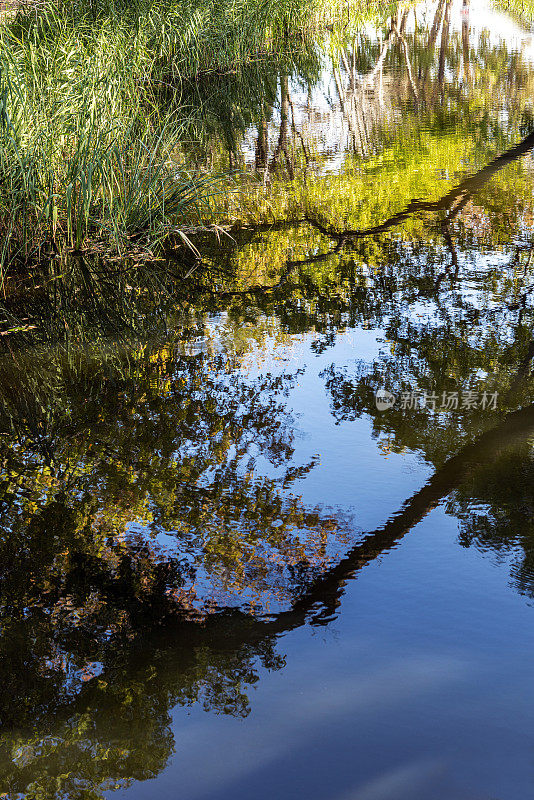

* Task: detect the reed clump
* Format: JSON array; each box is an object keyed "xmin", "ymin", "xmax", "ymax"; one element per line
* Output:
[{"xmin": 0, "ymin": 0, "xmax": 314, "ymax": 268}]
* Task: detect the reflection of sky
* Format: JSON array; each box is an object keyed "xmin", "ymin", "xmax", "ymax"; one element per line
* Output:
[
  {"xmin": 104, "ymin": 3, "xmax": 534, "ymax": 796},
  {"xmin": 112, "ymin": 508, "xmax": 534, "ymax": 800}
]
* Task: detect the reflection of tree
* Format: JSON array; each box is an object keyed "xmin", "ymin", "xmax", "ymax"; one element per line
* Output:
[
  {"xmin": 0, "ymin": 314, "xmax": 357, "ymax": 739},
  {"xmin": 4, "ymin": 341, "xmax": 534, "ymax": 798},
  {"xmin": 448, "ymin": 442, "xmax": 534, "ymax": 599},
  {"xmin": 0, "ymin": 339, "xmax": 352, "ymax": 612},
  {"xmin": 168, "ymin": 43, "xmax": 321, "ymax": 173},
  {"xmin": 0, "ymin": 616, "xmax": 286, "ymax": 798},
  {"xmin": 5, "ymin": 371, "xmax": 534, "ymax": 799},
  {"xmin": 4, "ymin": 8, "xmax": 534, "ymax": 796},
  {"xmin": 304, "ymin": 127, "xmax": 534, "ymax": 240},
  {"xmin": 3, "ymin": 165, "xmax": 533, "ymax": 727},
  {"xmin": 322, "ymin": 277, "xmax": 534, "ymax": 463},
  {"xmin": 284, "ymin": 401, "xmax": 534, "ymax": 620},
  {"xmin": 225, "ymin": 0, "xmax": 534, "ymax": 228}
]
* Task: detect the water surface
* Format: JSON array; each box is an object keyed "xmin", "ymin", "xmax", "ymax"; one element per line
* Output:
[{"xmin": 2, "ymin": 1, "xmax": 534, "ymax": 797}]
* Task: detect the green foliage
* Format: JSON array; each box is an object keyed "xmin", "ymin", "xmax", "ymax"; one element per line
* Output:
[{"xmin": 0, "ymin": 0, "xmax": 238, "ymax": 266}]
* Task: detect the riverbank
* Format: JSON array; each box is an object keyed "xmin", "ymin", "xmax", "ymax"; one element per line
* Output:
[{"xmin": 0, "ymin": 0, "xmax": 393, "ymax": 278}]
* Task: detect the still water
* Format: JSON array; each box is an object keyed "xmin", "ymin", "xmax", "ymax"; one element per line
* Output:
[{"xmin": 2, "ymin": 0, "xmax": 534, "ymax": 797}]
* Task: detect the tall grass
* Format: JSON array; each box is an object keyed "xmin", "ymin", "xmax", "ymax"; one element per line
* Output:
[{"xmin": 0, "ymin": 0, "xmax": 236, "ymax": 267}]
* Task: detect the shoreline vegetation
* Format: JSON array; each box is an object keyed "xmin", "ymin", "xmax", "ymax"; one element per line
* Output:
[
  {"xmin": 0, "ymin": 0, "xmax": 394, "ymax": 276},
  {"xmin": 494, "ymin": 0, "xmax": 534, "ymax": 25},
  {"xmin": 0, "ymin": 0, "xmax": 532, "ymax": 331}
]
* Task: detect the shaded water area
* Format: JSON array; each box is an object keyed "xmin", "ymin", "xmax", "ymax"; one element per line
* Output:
[{"xmin": 4, "ymin": 0, "xmax": 534, "ymax": 797}]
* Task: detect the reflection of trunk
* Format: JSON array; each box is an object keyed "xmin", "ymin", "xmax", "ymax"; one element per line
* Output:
[
  {"xmin": 438, "ymin": 0, "xmax": 452, "ymax": 86},
  {"xmin": 255, "ymin": 114, "xmax": 268, "ymax": 171},
  {"xmin": 428, "ymin": 0, "xmax": 446, "ymax": 53},
  {"xmin": 243, "ymin": 393, "xmax": 534, "ymax": 634},
  {"xmin": 369, "ymin": 26, "xmax": 396, "ymax": 79},
  {"xmin": 141, "ymin": 379, "xmax": 534, "ymax": 686},
  {"xmin": 340, "ymin": 49, "xmax": 353, "ymax": 89},
  {"xmin": 270, "ymin": 75, "xmax": 294, "ymax": 178},
  {"xmin": 512, "ymin": 340, "xmax": 534, "ymax": 387},
  {"xmin": 462, "ymin": 0, "xmax": 471, "ymax": 84},
  {"xmin": 395, "ymin": 26, "xmax": 419, "ymax": 100},
  {"xmin": 289, "ymin": 96, "xmax": 310, "ymax": 166},
  {"xmin": 440, "ymin": 219, "xmax": 459, "ymax": 273},
  {"xmin": 334, "ymin": 65, "xmax": 372, "ymax": 157},
  {"xmin": 334, "ymin": 66, "xmax": 358, "ymax": 155},
  {"xmin": 422, "ymin": 0, "xmax": 446, "ymax": 99}
]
